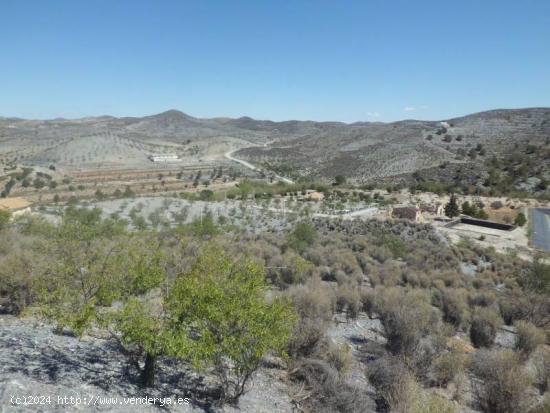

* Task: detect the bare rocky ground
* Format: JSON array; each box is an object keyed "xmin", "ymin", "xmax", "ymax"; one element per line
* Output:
[{"xmin": 0, "ymin": 315, "xmax": 293, "ymax": 413}]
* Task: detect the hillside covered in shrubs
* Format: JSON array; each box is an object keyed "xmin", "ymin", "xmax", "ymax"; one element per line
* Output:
[{"xmin": 0, "ymin": 207, "xmax": 549, "ymax": 412}]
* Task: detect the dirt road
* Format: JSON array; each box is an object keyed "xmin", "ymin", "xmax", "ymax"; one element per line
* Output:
[{"xmin": 224, "ymin": 149, "xmax": 294, "ymax": 184}]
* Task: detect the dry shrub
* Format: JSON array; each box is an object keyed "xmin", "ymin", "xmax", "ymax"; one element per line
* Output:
[
  {"xmin": 437, "ymin": 270, "xmax": 462, "ymax": 288},
  {"xmin": 529, "ymin": 393, "xmax": 550, "ymax": 413},
  {"xmin": 469, "ymin": 290, "xmax": 497, "ymax": 307},
  {"xmin": 287, "ymin": 278, "xmax": 335, "ymax": 321},
  {"xmin": 472, "ymin": 349, "xmax": 532, "ymax": 413},
  {"xmin": 315, "ymin": 340, "xmax": 353, "ymax": 374},
  {"xmin": 370, "ymin": 245, "xmax": 392, "ymax": 263},
  {"xmin": 366, "ymin": 356, "xmax": 409, "ymax": 410},
  {"xmin": 470, "ymin": 307, "xmax": 502, "ymax": 348},
  {"xmin": 268, "ymin": 252, "xmax": 313, "ymax": 287},
  {"xmin": 367, "ymin": 356, "xmax": 456, "ymax": 413},
  {"xmin": 515, "ymin": 320, "xmax": 545, "ymax": 357},
  {"xmin": 291, "ymin": 359, "xmax": 370, "ymax": 413},
  {"xmin": 402, "ymin": 270, "xmax": 420, "ymax": 287},
  {"xmin": 532, "ymin": 346, "xmax": 550, "ymax": 393},
  {"xmin": 498, "ymin": 296, "xmax": 523, "ymax": 325},
  {"xmin": 432, "ymin": 350, "xmax": 468, "ymax": 387},
  {"xmin": 332, "ymin": 249, "xmax": 361, "ymax": 276},
  {"xmin": 0, "ymin": 250, "xmax": 42, "ymax": 314},
  {"xmin": 336, "ymin": 282, "xmax": 360, "ymax": 320},
  {"xmin": 440, "ymin": 288, "xmax": 470, "ymax": 329},
  {"xmin": 287, "ymin": 317, "xmax": 326, "ymax": 358},
  {"xmin": 374, "ymin": 287, "xmax": 434, "ymax": 355},
  {"xmin": 368, "ymin": 267, "xmax": 381, "ymax": 286},
  {"xmin": 359, "ymin": 287, "xmax": 376, "ymax": 318},
  {"xmin": 409, "ymin": 390, "xmax": 457, "ymax": 413},
  {"xmin": 286, "ymin": 279, "xmax": 335, "ymax": 357}
]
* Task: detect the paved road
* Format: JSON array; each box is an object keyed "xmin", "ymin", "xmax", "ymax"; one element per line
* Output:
[
  {"xmin": 531, "ymin": 208, "xmax": 550, "ymax": 252},
  {"xmin": 224, "ymin": 149, "xmax": 295, "ymax": 184}
]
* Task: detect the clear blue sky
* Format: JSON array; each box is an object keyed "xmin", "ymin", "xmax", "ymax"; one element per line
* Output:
[{"xmin": 1, "ymin": 0, "xmax": 549, "ymax": 122}]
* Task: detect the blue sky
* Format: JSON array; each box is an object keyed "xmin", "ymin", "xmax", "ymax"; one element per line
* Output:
[{"xmin": 1, "ymin": 0, "xmax": 549, "ymax": 122}]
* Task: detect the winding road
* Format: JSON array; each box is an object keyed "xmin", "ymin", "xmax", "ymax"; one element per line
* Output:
[{"xmin": 224, "ymin": 147, "xmax": 294, "ymax": 184}]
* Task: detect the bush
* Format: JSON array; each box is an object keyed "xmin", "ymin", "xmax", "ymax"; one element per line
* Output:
[
  {"xmin": 472, "ymin": 349, "xmax": 531, "ymax": 413},
  {"xmin": 0, "ymin": 209, "xmax": 11, "ymax": 231},
  {"xmin": 470, "ymin": 308, "xmax": 501, "ymax": 348},
  {"xmin": 514, "ymin": 212, "xmax": 526, "ymax": 227},
  {"xmin": 368, "ymin": 357, "xmax": 456, "ymax": 413},
  {"xmin": 498, "ymin": 297, "xmax": 522, "ymax": 325},
  {"xmin": 530, "ymin": 393, "xmax": 550, "ymax": 413},
  {"xmin": 286, "ymin": 280, "xmax": 334, "ymax": 358},
  {"xmin": 445, "ymin": 194, "xmax": 460, "ymax": 218},
  {"xmin": 431, "ymin": 350, "xmax": 468, "ymax": 387},
  {"xmin": 315, "ymin": 340, "xmax": 353, "ymax": 374},
  {"xmin": 374, "ymin": 287, "xmax": 434, "ymax": 355},
  {"xmin": 287, "ymin": 222, "xmax": 317, "ymax": 253},
  {"xmin": 0, "ymin": 248, "xmax": 41, "ymax": 314},
  {"xmin": 532, "ymin": 347, "xmax": 550, "ymax": 393},
  {"xmin": 514, "ymin": 320, "xmax": 545, "ymax": 357},
  {"xmin": 291, "ymin": 359, "xmax": 370, "ymax": 413},
  {"xmin": 440, "ymin": 288, "xmax": 469, "ymax": 329},
  {"xmin": 367, "ymin": 356, "xmax": 409, "ymax": 410},
  {"xmin": 360, "ymin": 288, "xmax": 376, "ymax": 318},
  {"xmin": 336, "ymin": 282, "xmax": 361, "ymax": 320}
]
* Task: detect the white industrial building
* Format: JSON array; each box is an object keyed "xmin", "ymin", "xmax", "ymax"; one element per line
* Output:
[{"xmin": 148, "ymin": 154, "xmax": 181, "ymax": 163}]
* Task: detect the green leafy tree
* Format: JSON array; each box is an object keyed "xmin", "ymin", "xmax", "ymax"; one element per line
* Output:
[
  {"xmin": 334, "ymin": 175, "xmax": 346, "ymax": 186},
  {"xmin": 515, "ymin": 212, "xmax": 526, "ymax": 227},
  {"xmin": 37, "ymin": 208, "xmax": 128, "ymax": 335},
  {"xmin": 237, "ymin": 180, "xmax": 254, "ymax": 198},
  {"xmin": 167, "ymin": 248, "xmax": 296, "ymax": 404},
  {"xmin": 113, "ymin": 298, "xmax": 169, "ymax": 387},
  {"xmin": 103, "ymin": 237, "xmax": 167, "ymax": 387},
  {"xmin": 188, "ymin": 213, "xmax": 219, "ymax": 237},
  {"xmin": 461, "ymin": 201, "xmax": 475, "ymax": 216},
  {"xmin": 132, "ymin": 215, "xmax": 148, "ymax": 231},
  {"xmin": 0, "ymin": 209, "xmax": 11, "ymax": 231},
  {"xmin": 37, "ymin": 218, "xmax": 168, "ymax": 386},
  {"xmin": 33, "ymin": 178, "xmax": 45, "ymax": 189},
  {"xmin": 123, "ymin": 186, "xmax": 135, "ymax": 197},
  {"xmin": 444, "ymin": 194, "xmax": 460, "ymax": 218},
  {"xmin": 288, "ymin": 222, "xmax": 317, "ymax": 253},
  {"xmin": 95, "ymin": 189, "xmax": 105, "ymax": 200},
  {"xmin": 476, "ymin": 208, "xmax": 489, "ymax": 219},
  {"xmin": 199, "ymin": 189, "xmax": 214, "ymax": 201}
]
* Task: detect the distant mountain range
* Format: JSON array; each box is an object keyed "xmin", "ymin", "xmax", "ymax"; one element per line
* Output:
[{"xmin": 1, "ymin": 108, "xmax": 549, "ymax": 188}]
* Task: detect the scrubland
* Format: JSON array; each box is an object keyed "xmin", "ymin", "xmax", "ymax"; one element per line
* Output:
[{"xmin": 1, "ymin": 202, "xmax": 549, "ymax": 412}]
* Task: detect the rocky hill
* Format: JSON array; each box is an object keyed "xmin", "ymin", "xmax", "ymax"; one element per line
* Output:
[
  {"xmin": 235, "ymin": 108, "xmax": 550, "ymax": 184},
  {"xmin": 1, "ymin": 108, "xmax": 549, "ymax": 187}
]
